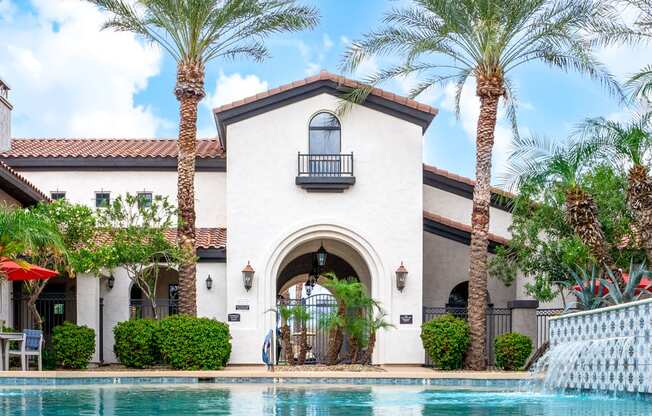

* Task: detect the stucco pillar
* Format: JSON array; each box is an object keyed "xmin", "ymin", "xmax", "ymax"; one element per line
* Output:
[
  {"xmin": 0, "ymin": 280, "xmax": 11, "ymax": 328},
  {"xmin": 76, "ymin": 274, "xmax": 100, "ymax": 364},
  {"xmin": 508, "ymin": 300, "xmax": 539, "ymax": 347}
]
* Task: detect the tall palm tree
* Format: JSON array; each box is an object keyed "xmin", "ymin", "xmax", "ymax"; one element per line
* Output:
[
  {"xmin": 89, "ymin": 0, "xmax": 319, "ymax": 315},
  {"xmin": 505, "ymin": 135, "xmax": 625, "ymax": 289},
  {"xmin": 577, "ymin": 116, "xmax": 652, "ymax": 262},
  {"xmin": 341, "ymin": 0, "xmax": 626, "ymax": 370}
]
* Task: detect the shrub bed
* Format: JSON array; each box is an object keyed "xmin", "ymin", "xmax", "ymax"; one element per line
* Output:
[
  {"xmin": 52, "ymin": 322, "xmax": 95, "ymax": 369},
  {"xmin": 113, "ymin": 319, "xmax": 160, "ymax": 368},
  {"xmin": 494, "ymin": 332, "xmax": 533, "ymax": 370},
  {"xmin": 158, "ymin": 315, "xmax": 231, "ymax": 370},
  {"xmin": 420, "ymin": 314, "xmax": 470, "ymax": 370}
]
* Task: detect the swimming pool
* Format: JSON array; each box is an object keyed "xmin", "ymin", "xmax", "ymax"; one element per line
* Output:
[{"xmin": 0, "ymin": 384, "xmax": 650, "ymax": 415}]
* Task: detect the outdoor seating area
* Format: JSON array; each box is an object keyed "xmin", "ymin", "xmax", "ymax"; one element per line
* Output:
[{"xmin": 0, "ymin": 329, "xmax": 43, "ymax": 371}]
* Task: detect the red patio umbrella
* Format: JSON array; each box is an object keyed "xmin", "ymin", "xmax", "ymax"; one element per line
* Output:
[{"xmin": 0, "ymin": 260, "xmax": 58, "ymax": 281}]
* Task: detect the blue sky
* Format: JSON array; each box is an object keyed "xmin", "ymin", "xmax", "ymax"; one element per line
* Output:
[{"xmin": 0, "ymin": 0, "xmax": 646, "ymax": 182}]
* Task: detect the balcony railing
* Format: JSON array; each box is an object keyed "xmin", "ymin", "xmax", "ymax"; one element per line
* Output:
[
  {"xmin": 129, "ymin": 298, "xmax": 178, "ymax": 320},
  {"xmin": 296, "ymin": 153, "xmax": 355, "ymax": 192}
]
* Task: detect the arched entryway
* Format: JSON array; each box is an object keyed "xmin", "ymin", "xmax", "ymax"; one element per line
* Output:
[{"xmin": 128, "ymin": 267, "xmax": 179, "ymax": 319}]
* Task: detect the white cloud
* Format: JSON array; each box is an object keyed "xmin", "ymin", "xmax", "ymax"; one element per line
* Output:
[
  {"xmin": 441, "ymin": 80, "xmax": 517, "ymax": 178},
  {"xmin": 322, "ymin": 34, "xmax": 334, "ymax": 50},
  {"xmin": 0, "ymin": 0, "xmax": 165, "ymax": 138},
  {"xmin": 204, "ymin": 71, "xmax": 269, "ymax": 109},
  {"xmin": 305, "ymin": 63, "xmax": 321, "ymax": 76}
]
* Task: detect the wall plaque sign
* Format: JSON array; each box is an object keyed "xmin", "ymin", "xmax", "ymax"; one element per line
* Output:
[
  {"xmin": 235, "ymin": 305, "xmax": 250, "ymax": 311},
  {"xmin": 399, "ymin": 314, "xmax": 413, "ymax": 324},
  {"xmin": 227, "ymin": 313, "xmax": 241, "ymax": 322}
]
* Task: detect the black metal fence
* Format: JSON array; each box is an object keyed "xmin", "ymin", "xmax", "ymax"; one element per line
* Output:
[
  {"xmin": 129, "ymin": 298, "xmax": 178, "ymax": 320},
  {"xmin": 297, "ymin": 153, "xmax": 354, "ymax": 177},
  {"xmin": 422, "ymin": 306, "xmax": 512, "ymax": 367},
  {"xmin": 278, "ymin": 294, "xmax": 338, "ymax": 364},
  {"xmin": 11, "ymin": 295, "xmax": 77, "ymax": 339},
  {"xmin": 536, "ymin": 308, "xmax": 565, "ymax": 349}
]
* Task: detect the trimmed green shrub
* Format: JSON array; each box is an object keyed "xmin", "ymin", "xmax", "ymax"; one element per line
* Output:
[
  {"xmin": 113, "ymin": 319, "xmax": 161, "ymax": 368},
  {"xmin": 158, "ymin": 315, "xmax": 231, "ymax": 370},
  {"xmin": 420, "ymin": 314, "xmax": 470, "ymax": 370},
  {"xmin": 52, "ymin": 322, "xmax": 95, "ymax": 369},
  {"xmin": 494, "ymin": 332, "xmax": 533, "ymax": 371}
]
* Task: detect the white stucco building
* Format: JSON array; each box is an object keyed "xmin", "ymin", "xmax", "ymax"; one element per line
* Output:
[{"xmin": 0, "ymin": 71, "xmax": 540, "ymax": 365}]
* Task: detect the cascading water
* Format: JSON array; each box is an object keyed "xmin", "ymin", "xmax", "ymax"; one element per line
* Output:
[{"xmin": 530, "ymin": 336, "xmax": 637, "ymax": 391}]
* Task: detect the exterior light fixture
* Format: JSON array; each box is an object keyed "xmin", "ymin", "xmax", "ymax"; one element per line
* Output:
[
  {"xmin": 316, "ymin": 243, "xmax": 328, "ymax": 268},
  {"xmin": 395, "ymin": 262, "xmax": 408, "ymax": 292},
  {"xmin": 205, "ymin": 274, "xmax": 213, "ymax": 290},
  {"xmin": 242, "ymin": 261, "xmax": 255, "ymax": 291},
  {"xmin": 107, "ymin": 274, "xmax": 115, "ymax": 290}
]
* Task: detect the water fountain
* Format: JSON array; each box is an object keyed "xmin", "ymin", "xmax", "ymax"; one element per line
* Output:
[{"xmin": 531, "ymin": 298, "xmax": 652, "ymax": 394}]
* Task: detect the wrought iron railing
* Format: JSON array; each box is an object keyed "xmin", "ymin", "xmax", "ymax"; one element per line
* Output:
[
  {"xmin": 422, "ymin": 306, "xmax": 512, "ymax": 367},
  {"xmin": 297, "ymin": 153, "xmax": 354, "ymax": 177},
  {"xmin": 536, "ymin": 308, "xmax": 567, "ymax": 349},
  {"xmin": 129, "ymin": 298, "xmax": 178, "ymax": 320},
  {"xmin": 11, "ymin": 295, "xmax": 77, "ymax": 339}
]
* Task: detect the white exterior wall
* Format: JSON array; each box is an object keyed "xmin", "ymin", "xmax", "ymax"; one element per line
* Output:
[
  {"xmin": 16, "ymin": 170, "xmax": 226, "ymax": 228},
  {"xmin": 226, "ymin": 93, "xmax": 424, "ymax": 364},
  {"xmin": 423, "ymin": 186, "xmax": 512, "ymax": 239}
]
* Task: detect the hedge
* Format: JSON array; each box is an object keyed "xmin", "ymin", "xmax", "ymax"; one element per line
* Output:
[
  {"xmin": 113, "ymin": 319, "xmax": 160, "ymax": 368},
  {"xmin": 52, "ymin": 322, "xmax": 95, "ymax": 369},
  {"xmin": 158, "ymin": 315, "xmax": 231, "ymax": 370},
  {"xmin": 494, "ymin": 332, "xmax": 533, "ymax": 371},
  {"xmin": 420, "ymin": 314, "xmax": 470, "ymax": 370}
]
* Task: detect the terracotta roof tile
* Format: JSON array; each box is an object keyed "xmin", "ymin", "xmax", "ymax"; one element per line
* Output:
[
  {"xmin": 213, "ymin": 70, "xmax": 438, "ymax": 116},
  {"xmin": 0, "ymin": 160, "xmax": 49, "ymax": 201},
  {"xmin": 423, "ymin": 211, "xmax": 509, "ymax": 245},
  {"xmin": 1, "ymin": 139, "xmax": 224, "ymax": 159},
  {"xmin": 423, "ymin": 163, "xmax": 515, "ymax": 200},
  {"xmin": 95, "ymin": 227, "xmax": 226, "ymax": 250}
]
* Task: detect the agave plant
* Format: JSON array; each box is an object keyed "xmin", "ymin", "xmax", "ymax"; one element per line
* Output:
[
  {"xmin": 602, "ymin": 261, "xmax": 652, "ymax": 305},
  {"xmin": 564, "ymin": 265, "xmax": 607, "ymax": 311}
]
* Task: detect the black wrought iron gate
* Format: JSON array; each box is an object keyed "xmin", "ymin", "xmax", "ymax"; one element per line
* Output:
[{"xmin": 278, "ymin": 294, "xmax": 337, "ymax": 364}]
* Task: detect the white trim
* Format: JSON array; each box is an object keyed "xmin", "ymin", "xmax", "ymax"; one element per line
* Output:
[{"xmin": 549, "ymin": 297, "xmax": 652, "ymax": 321}]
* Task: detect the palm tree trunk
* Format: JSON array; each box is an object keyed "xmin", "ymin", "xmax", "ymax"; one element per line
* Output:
[
  {"xmin": 564, "ymin": 185, "xmax": 625, "ymax": 288},
  {"xmin": 362, "ymin": 331, "xmax": 376, "ymax": 365},
  {"xmin": 281, "ymin": 324, "xmax": 295, "ymax": 365},
  {"xmin": 627, "ymin": 165, "xmax": 652, "ymax": 264},
  {"xmin": 298, "ymin": 324, "xmax": 308, "ymax": 365},
  {"xmin": 325, "ymin": 303, "xmax": 346, "ymax": 365},
  {"xmin": 466, "ymin": 75, "xmax": 504, "ymax": 371},
  {"xmin": 175, "ymin": 60, "xmax": 205, "ymax": 316}
]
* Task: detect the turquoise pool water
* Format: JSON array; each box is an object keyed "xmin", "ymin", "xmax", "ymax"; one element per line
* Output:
[{"xmin": 0, "ymin": 384, "xmax": 651, "ymax": 415}]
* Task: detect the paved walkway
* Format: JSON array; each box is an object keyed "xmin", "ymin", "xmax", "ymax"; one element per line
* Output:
[{"xmin": 0, "ymin": 365, "xmax": 538, "ymax": 380}]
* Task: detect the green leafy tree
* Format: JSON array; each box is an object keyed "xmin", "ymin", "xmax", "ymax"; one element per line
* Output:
[
  {"xmin": 89, "ymin": 0, "xmax": 319, "ymax": 315},
  {"xmin": 94, "ymin": 193, "xmax": 189, "ymax": 319},
  {"xmin": 341, "ymin": 0, "xmax": 629, "ymax": 370}
]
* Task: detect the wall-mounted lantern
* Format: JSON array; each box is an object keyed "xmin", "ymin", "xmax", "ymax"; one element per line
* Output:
[
  {"xmin": 107, "ymin": 273, "xmax": 115, "ymax": 290},
  {"xmin": 242, "ymin": 261, "xmax": 255, "ymax": 291},
  {"xmin": 205, "ymin": 274, "xmax": 213, "ymax": 290},
  {"xmin": 316, "ymin": 243, "xmax": 328, "ymax": 268},
  {"xmin": 395, "ymin": 262, "xmax": 408, "ymax": 292}
]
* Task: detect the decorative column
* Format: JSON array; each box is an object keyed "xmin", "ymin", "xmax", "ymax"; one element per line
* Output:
[
  {"xmin": 508, "ymin": 300, "xmax": 539, "ymax": 346},
  {"xmin": 76, "ymin": 274, "xmax": 101, "ymax": 364}
]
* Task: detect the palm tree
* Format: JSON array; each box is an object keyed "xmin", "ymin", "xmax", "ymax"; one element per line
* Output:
[
  {"xmin": 577, "ymin": 116, "xmax": 652, "ymax": 262},
  {"xmin": 89, "ymin": 0, "xmax": 319, "ymax": 315},
  {"xmin": 0, "ymin": 206, "xmax": 67, "ymax": 329},
  {"xmin": 360, "ymin": 310, "xmax": 393, "ymax": 365},
  {"xmin": 505, "ymin": 135, "xmax": 625, "ymax": 289},
  {"xmin": 292, "ymin": 305, "xmax": 310, "ymax": 365},
  {"xmin": 278, "ymin": 304, "xmax": 295, "ymax": 365},
  {"xmin": 341, "ymin": 0, "xmax": 626, "ymax": 370}
]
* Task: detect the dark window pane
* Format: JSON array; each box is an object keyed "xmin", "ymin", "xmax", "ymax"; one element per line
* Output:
[
  {"xmin": 137, "ymin": 192, "xmax": 153, "ymax": 208},
  {"xmin": 309, "ymin": 129, "xmax": 340, "ymax": 154},
  {"xmin": 95, "ymin": 192, "xmax": 110, "ymax": 208},
  {"xmin": 50, "ymin": 192, "xmax": 66, "ymax": 201},
  {"xmin": 309, "ymin": 112, "xmax": 340, "ymax": 129}
]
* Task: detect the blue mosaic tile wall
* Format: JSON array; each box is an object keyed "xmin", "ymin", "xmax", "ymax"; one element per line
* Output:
[{"xmin": 548, "ymin": 299, "xmax": 652, "ymax": 393}]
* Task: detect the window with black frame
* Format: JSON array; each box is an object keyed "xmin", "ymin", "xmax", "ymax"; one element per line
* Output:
[{"xmin": 308, "ymin": 112, "xmax": 341, "ymax": 176}]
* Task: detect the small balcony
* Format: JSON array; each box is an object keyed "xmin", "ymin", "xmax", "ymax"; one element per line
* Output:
[{"xmin": 296, "ymin": 153, "xmax": 355, "ymax": 192}]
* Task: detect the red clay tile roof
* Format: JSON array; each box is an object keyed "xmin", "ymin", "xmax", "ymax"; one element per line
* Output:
[
  {"xmin": 1, "ymin": 139, "xmax": 224, "ymax": 159},
  {"xmin": 0, "ymin": 160, "xmax": 49, "ymax": 202},
  {"xmin": 423, "ymin": 210, "xmax": 510, "ymax": 245},
  {"xmin": 423, "ymin": 163, "xmax": 515, "ymax": 200},
  {"xmin": 164, "ymin": 227, "xmax": 226, "ymax": 249},
  {"xmin": 214, "ymin": 70, "xmax": 439, "ymax": 116}
]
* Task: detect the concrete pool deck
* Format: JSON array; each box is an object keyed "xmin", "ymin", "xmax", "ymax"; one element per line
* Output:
[{"xmin": 0, "ymin": 366, "xmax": 541, "ymax": 386}]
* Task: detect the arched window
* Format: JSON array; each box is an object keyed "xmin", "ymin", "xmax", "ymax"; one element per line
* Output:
[
  {"xmin": 447, "ymin": 281, "xmax": 492, "ymax": 309},
  {"xmin": 309, "ymin": 112, "xmax": 341, "ymax": 154}
]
